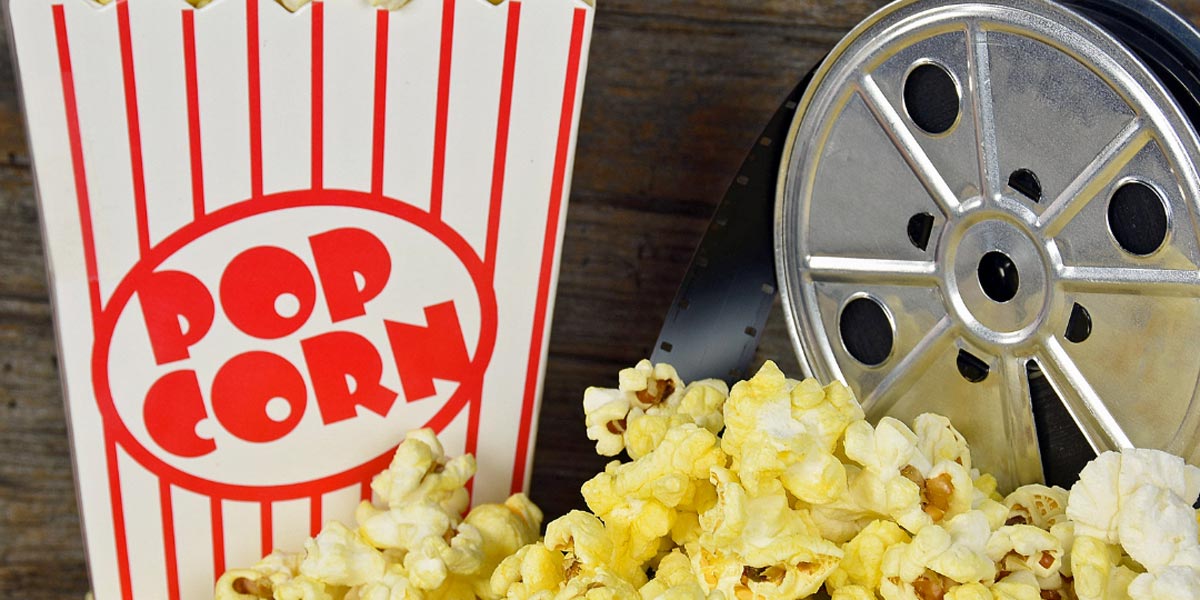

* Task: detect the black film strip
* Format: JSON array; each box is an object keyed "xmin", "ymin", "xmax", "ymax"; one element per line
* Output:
[{"xmin": 650, "ymin": 73, "xmax": 812, "ymax": 385}]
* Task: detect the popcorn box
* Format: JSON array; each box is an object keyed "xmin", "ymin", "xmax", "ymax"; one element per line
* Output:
[{"xmin": 5, "ymin": 0, "xmax": 593, "ymax": 597}]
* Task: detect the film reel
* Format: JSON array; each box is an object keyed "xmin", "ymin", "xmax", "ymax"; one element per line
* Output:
[{"xmin": 657, "ymin": 0, "xmax": 1200, "ymax": 492}]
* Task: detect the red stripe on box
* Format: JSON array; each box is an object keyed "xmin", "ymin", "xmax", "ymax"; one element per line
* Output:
[
  {"xmin": 160, "ymin": 480, "xmax": 180, "ymax": 600},
  {"xmin": 361, "ymin": 480, "xmax": 372, "ymax": 502},
  {"xmin": 511, "ymin": 8, "xmax": 588, "ymax": 495},
  {"xmin": 261, "ymin": 501, "xmax": 273, "ymax": 556},
  {"xmin": 117, "ymin": 0, "xmax": 150, "ymax": 256},
  {"xmin": 485, "ymin": 1, "xmax": 521, "ymax": 278},
  {"xmin": 52, "ymin": 4, "xmax": 101, "ymax": 319},
  {"xmin": 465, "ymin": 388, "xmax": 481, "ymax": 501},
  {"xmin": 371, "ymin": 9, "xmax": 389, "ymax": 197},
  {"xmin": 311, "ymin": 1, "xmax": 324, "ymax": 190},
  {"xmin": 182, "ymin": 10, "xmax": 205, "ymax": 219},
  {"xmin": 210, "ymin": 497, "xmax": 225, "ymax": 581},
  {"xmin": 247, "ymin": 0, "xmax": 263, "ymax": 199},
  {"xmin": 430, "ymin": 0, "xmax": 455, "ymax": 218},
  {"xmin": 55, "ymin": 8, "xmax": 133, "ymax": 593},
  {"xmin": 105, "ymin": 437, "xmax": 133, "ymax": 600},
  {"xmin": 310, "ymin": 494, "xmax": 322, "ymax": 537}
]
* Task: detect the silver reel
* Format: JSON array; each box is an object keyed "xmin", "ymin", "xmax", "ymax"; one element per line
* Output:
[{"xmin": 656, "ymin": 0, "xmax": 1200, "ymax": 492}]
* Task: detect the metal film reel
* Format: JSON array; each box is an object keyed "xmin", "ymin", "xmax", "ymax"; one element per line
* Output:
[{"xmin": 776, "ymin": 0, "xmax": 1200, "ymax": 491}]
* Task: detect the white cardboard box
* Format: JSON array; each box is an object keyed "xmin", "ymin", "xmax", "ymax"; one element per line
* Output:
[{"xmin": 6, "ymin": 0, "xmax": 593, "ymax": 597}]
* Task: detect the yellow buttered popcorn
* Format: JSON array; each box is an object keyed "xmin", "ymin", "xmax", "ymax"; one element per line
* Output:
[
  {"xmin": 584, "ymin": 360, "xmax": 728, "ymax": 460},
  {"xmin": 878, "ymin": 511, "xmax": 996, "ymax": 599},
  {"xmin": 553, "ymin": 568, "xmax": 642, "ymax": 600},
  {"xmin": 844, "ymin": 417, "xmax": 976, "ymax": 535},
  {"xmin": 720, "ymin": 362, "xmax": 860, "ymax": 502},
  {"xmin": 825, "ymin": 519, "xmax": 910, "ymax": 593},
  {"xmin": 465, "ymin": 495, "xmax": 544, "ymax": 594},
  {"xmin": 987, "ymin": 570, "xmax": 1042, "ymax": 600},
  {"xmin": 620, "ymin": 360, "xmax": 685, "ymax": 412},
  {"xmin": 402, "ymin": 523, "xmax": 486, "ymax": 590},
  {"xmin": 356, "ymin": 565, "xmax": 424, "ymax": 600},
  {"xmin": 581, "ymin": 424, "xmax": 726, "ymax": 569},
  {"xmin": 789, "ymin": 377, "xmax": 864, "ymax": 454},
  {"xmin": 372, "ymin": 428, "xmax": 476, "ymax": 516},
  {"xmin": 490, "ymin": 543, "xmax": 565, "ymax": 599},
  {"xmin": 624, "ymin": 380, "xmax": 730, "ymax": 461},
  {"xmin": 583, "ymin": 386, "xmax": 634, "ymax": 457},
  {"xmin": 943, "ymin": 582, "xmax": 992, "ymax": 600},
  {"xmin": 356, "ymin": 500, "xmax": 456, "ymax": 552},
  {"xmin": 217, "ymin": 427, "xmax": 544, "ymax": 600},
  {"xmin": 676, "ymin": 379, "xmax": 729, "ymax": 436},
  {"xmin": 985, "ymin": 524, "xmax": 1064, "ymax": 580},
  {"xmin": 1071, "ymin": 535, "xmax": 1138, "ymax": 600},
  {"xmin": 1003, "ymin": 484, "xmax": 1069, "ymax": 529},
  {"xmin": 300, "ymin": 521, "xmax": 388, "ymax": 587},
  {"xmin": 215, "ymin": 551, "xmax": 313, "ymax": 600},
  {"xmin": 217, "ymin": 359, "xmax": 1200, "ymax": 600},
  {"xmin": 913, "ymin": 414, "xmax": 972, "ymax": 475},
  {"xmin": 693, "ymin": 469, "xmax": 843, "ymax": 598},
  {"xmin": 638, "ymin": 550, "xmax": 708, "ymax": 600},
  {"xmin": 827, "ymin": 585, "xmax": 876, "ymax": 600},
  {"xmin": 542, "ymin": 511, "xmax": 629, "ymax": 583}
]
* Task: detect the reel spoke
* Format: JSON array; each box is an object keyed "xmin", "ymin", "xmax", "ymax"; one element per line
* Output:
[
  {"xmin": 1058, "ymin": 265, "xmax": 1200, "ymax": 296},
  {"xmin": 859, "ymin": 74, "xmax": 961, "ymax": 218},
  {"xmin": 863, "ymin": 315, "xmax": 957, "ymax": 413},
  {"xmin": 1036, "ymin": 336, "xmax": 1134, "ymax": 453},
  {"xmin": 967, "ymin": 24, "xmax": 1001, "ymax": 202},
  {"xmin": 1039, "ymin": 118, "xmax": 1151, "ymax": 237},
  {"xmin": 998, "ymin": 354, "xmax": 1047, "ymax": 485},
  {"xmin": 806, "ymin": 256, "xmax": 939, "ymax": 286}
]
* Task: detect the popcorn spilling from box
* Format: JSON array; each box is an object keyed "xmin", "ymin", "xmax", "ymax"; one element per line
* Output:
[{"xmin": 215, "ymin": 361, "xmax": 1200, "ymax": 599}]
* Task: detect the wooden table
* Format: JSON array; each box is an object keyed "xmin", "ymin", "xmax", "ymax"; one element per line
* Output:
[{"xmin": 3, "ymin": 1, "xmax": 1200, "ymax": 597}]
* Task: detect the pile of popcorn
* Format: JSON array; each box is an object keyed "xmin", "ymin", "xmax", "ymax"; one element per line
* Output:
[
  {"xmin": 215, "ymin": 428, "xmax": 543, "ymax": 599},
  {"xmin": 216, "ymin": 360, "xmax": 1200, "ymax": 599}
]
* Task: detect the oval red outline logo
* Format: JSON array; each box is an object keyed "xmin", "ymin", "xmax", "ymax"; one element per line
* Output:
[{"xmin": 91, "ymin": 190, "xmax": 499, "ymax": 501}]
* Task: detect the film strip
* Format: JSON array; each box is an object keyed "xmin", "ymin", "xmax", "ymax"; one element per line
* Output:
[{"xmin": 650, "ymin": 74, "xmax": 812, "ymax": 385}]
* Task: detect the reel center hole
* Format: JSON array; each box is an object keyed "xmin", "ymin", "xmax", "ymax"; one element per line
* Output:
[{"xmin": 978, "ymin": 251, "xmax": 1020, "ymax": 303}]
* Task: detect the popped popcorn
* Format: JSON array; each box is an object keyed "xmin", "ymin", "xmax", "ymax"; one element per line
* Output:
[
  {"xmin": 1003, "ymin": 484, "xmax": 1069, "ymax": 529},
  {"xmin": 372, "ymin": 428, "xmax": 476, "ymax": 515},
  {"xmin": 583, "ymin": 360, "xmax": 728, "ymax": 460},
  {"xmin": 300, "ymin": 521, "xmax": 387, "ymax": 586},
  {"xmin": 638, "ymin": 550, "xmax": 708, "ymax": 599},
  {"xmin": 984, "ymin": 524, "xmax": 1063, "ymax": 580},
  {"xmin": 216, "ymin": 428, "xmax": 542, "ymax": 600},
  {"xmin": 825, "ymin": 519, "xmax": 911, "ymax": 593},
  {"xmin": 216, "ymin": 359, "xmax": 1200, "ymax": 600}
]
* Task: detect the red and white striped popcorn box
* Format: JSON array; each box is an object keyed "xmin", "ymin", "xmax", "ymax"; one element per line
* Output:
[{"xmin": 6, "ymin": 0, "xmax": 593, "ymax": 597}]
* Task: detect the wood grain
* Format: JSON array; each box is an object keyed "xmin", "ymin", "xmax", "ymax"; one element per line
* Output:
[{"xmin": 2, "ymin": 1, "xmax": 1200, "ymax": 597}]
